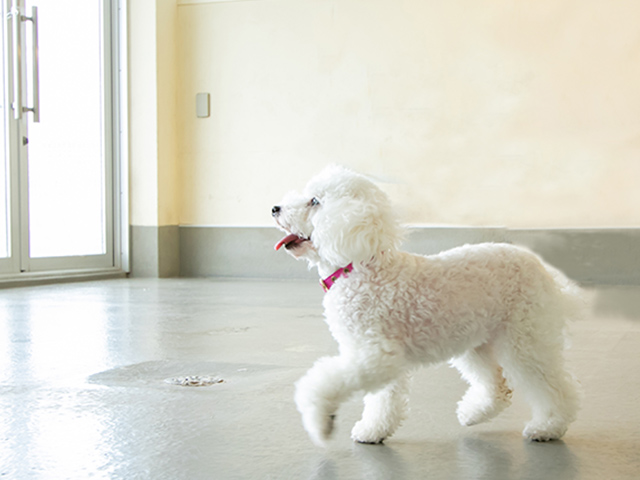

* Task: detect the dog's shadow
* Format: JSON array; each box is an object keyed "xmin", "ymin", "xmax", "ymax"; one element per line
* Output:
[{"xmin": 307, "ymin": 434, "xmax": 577, "ymax": 480}]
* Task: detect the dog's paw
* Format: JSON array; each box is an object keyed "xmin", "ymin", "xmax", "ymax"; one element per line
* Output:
[
  {"xmin": 301, "ymin": 411, "xmax": 336, "ymax": 447},
  {"xmin": 523, "ymin": 420, "xmax": 568, "ymax": 442},
  {"xmin": 457, "ymin": 398, "xmax": 510, "ymax": 427},
  {"xmin": 294, "ymin": 375, "xmax": 338, "ymax": 446},
  {"xmin": 457, "ymin": 386, "xmax": 512, "ymax": 427},
  {"xmin": 350, "ymin": 420, "xmax": 387, "ymax": 445}
]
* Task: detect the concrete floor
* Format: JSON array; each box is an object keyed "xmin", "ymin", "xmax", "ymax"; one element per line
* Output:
[{"xmin": 0, "ymin": 278, "xmax": 639, "ymax": 479}]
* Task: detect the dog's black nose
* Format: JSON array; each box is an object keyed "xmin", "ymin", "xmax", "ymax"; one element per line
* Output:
[{"xmin": 272, "ymin": 206, "xmax": 281, "ymax": 217}]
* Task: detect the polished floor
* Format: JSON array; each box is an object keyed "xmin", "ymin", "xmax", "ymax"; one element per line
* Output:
[{"xmin": 0, "ymin": 279, "xmax": 639, "ymax": 479}]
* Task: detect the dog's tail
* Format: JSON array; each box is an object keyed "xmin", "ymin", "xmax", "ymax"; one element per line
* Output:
[{"xmin": 544, "ymin": 261, "xmax": 589, "ymax": 324}]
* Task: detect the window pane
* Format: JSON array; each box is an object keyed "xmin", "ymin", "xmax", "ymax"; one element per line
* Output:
[{"xmin": 26, "ymin": 0, "xmax": 105, "ymax": 258}]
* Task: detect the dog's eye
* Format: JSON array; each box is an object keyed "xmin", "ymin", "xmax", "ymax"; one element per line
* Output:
[{"xmin": 309, "ymin": 197, "xmax": 320, "ymax": 207}]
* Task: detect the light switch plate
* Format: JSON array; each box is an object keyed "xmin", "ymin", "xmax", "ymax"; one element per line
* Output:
[{"xmin": 196, "ymin": 93, "xmax": 210, "ymax": 118}]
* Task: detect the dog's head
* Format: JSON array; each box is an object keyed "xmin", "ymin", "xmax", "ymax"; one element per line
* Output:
[{"xmin": 272, "ymin": 165, "xmax": 402, "ymax": 271}]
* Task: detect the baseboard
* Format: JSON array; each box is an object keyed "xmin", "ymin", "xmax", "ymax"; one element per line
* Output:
[
  {"xmin": 507, "ymin": 228, "xmax": 640, "ymax": 286},
  {"xmin": 403, "ymin": 227, "xmax": 640, "ymax": 286},
  {"xmin": 130, "ymin": 225, "xmax": 180, "ymax": 278},
  {"xmin": 179, "ymin": 226, "xmax": 315, "ymax": 280},
  {"xmin": 178, "ymin": 226, "xmax": 640, "ymax": 285}
]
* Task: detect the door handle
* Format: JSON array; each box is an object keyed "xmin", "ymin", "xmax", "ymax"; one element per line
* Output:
[
  {"xmin": 23, "ymin": 6, "xmax": 39, "ymax": 123},
  {"xmin": 9, "ymin": 4, "xmax": 39, "ymax": 122}
]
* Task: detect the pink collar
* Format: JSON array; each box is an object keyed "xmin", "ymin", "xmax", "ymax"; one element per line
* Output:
[{"xmin": 320, "ymin": 263, "xmax": 353, "ymax": 292}]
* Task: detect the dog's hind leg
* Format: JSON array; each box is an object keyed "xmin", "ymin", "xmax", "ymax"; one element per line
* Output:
[
  {"xmin": 351, "ymin": 372, "xmax": 411, "ymax": 444},
  {"xmin": 450, "ymin": 343, "xmax": 513, "ymax": 427},
  {"xmin": 495, "ymin": 322, "xmax": 579, "ymax": 442}
]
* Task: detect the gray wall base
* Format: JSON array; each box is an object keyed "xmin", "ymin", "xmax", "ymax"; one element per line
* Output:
[
  {"xmin": 178, "ymin": 226, "xmax": 640, "ymax": 285},
  {"xmin": 179, "ymin": 226, "xmax": 314, "ymax": 280},
  {"xmin": 404, "ymin": 227, "xmax": 640, "ymax": 286},
  {"xmin": 130, "ymin": 225, "xmax": 180, "ymax": 278}
]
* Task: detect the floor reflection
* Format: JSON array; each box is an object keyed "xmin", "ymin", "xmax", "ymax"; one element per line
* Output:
[{"xmin": 307, "ymin": 434, "xmax": 578, "ymax": 480}]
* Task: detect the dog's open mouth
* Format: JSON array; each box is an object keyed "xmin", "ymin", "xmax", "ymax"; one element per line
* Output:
[{"xmin": 274, "ymin": 233, "xmax": 310, "ymax": 251}]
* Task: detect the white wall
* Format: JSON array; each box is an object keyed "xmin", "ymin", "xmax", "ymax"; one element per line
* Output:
[{"xmin": 171, "ymin": 0, "xmax": 640, "ymax": 228}]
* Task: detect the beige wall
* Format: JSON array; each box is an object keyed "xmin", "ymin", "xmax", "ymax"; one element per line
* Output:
[
  {"xmin": 129, "ymin": 0, "xmax": 158, "ymax": 227},
  {"xmin": 157, "ymin": 0, "xmax": 181, "ymax": 226},
  {"xmin": 145, "ymin": 0, "xmax": 640, "ymax": 228},
  {"xmin": 129, "ymin": 0, "xmax": 179, "ymax": 227}
]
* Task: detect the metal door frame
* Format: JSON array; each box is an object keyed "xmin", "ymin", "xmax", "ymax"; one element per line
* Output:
[{"xmin": 0, "ymin": 0, "xmax": 128, "ymax": 282}]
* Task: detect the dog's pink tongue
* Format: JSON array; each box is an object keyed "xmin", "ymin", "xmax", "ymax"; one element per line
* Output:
[{"xmin": 274, "ymin": 233, "xmax": 301, "ymax": 251}]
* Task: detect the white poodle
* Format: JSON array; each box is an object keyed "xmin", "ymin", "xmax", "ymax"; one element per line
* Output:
[{"xmin": 272, "ymin": 165, "xmax": 581, "ymax": 446}]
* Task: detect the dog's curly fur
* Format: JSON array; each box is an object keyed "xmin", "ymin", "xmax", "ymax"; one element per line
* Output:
[{"xmin": 273, "ymin": 165, "xmax": 581, "ymax": 446}]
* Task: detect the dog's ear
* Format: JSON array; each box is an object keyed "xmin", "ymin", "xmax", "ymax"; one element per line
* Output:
[{"xmin": 311, "ymin": 197, "xmax": 402, "ymax": 267}]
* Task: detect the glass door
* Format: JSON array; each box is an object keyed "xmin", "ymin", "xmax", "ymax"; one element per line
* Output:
[
  {"xmin": 0, "ymin": 2, "xmax": 20, "ymax": 274},
  {"xmin": 1, "ymin": 0, "xmax": 120, "ymax": 276},
  {"xmin": 0, "ymin": 53, "xmax": 7, "ymax": 260}
]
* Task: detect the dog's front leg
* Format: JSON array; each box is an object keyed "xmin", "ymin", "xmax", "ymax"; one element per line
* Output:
[
  {"xmin": 294, "ymin": 356, "xmax": 349, "ymax": 446},
  {"xmin": 294, "ymin": 355, "xmax": 399, "ymax": 446},
  {"xmin": 351, "ymin": 372, "xmax": 411, "ymax": 444}
]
